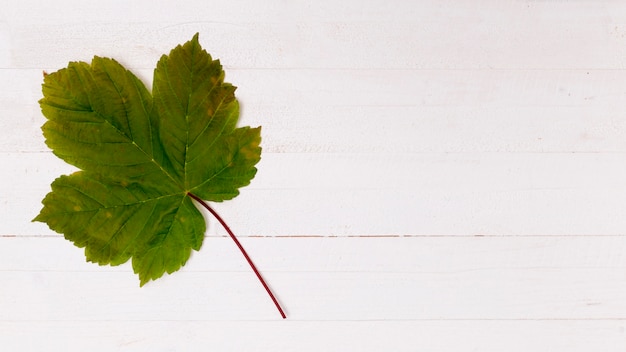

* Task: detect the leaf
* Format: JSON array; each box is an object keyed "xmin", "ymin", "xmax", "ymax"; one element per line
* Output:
[{"xmin": 34, "ymin": 34, "xmax": 262, "ymax": 287}]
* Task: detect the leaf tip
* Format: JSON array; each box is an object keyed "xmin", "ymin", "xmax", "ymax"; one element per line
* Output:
[
  {"xmin": 33, "ymin": 206, "xmax": 48, "ymax": 223},
  {"xmin": 137, "ymin": 268, "xmax": 153, "ymax": 287}
]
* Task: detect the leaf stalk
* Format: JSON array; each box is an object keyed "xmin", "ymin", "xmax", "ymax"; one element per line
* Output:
[{"xmin": 188, "ymin": 193, "xmax": 286, "ymax": 319}]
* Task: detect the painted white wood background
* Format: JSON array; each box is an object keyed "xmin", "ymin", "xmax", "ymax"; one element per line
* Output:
[{"xmin": 2, "ymin": 0, "xmax": 626, "ymax": 350}]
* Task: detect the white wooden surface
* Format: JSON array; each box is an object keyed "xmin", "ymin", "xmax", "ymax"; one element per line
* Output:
[{"xmin": 2, "ymin": 1, "xmax": 626, "ymax": 350}]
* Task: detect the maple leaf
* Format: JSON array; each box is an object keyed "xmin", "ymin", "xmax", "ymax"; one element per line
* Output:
[{"xmin": 34, "ymin": 34, "xmax": 285, "ymax": 318}]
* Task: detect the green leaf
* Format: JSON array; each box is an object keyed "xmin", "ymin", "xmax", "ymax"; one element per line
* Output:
[{"xmin": 34, "ymin": 34, "xmax": 261, "ymax": 286}]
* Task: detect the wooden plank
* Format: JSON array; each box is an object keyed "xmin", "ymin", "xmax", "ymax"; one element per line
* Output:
[
  {"xmin": 4, "ymin": 69, "xmax": 626, "ymax": 154},
  {"xmin": 3, "ymin": 1, "xmax": 626, "ymax": 70},
  {"xmin": 1, "ymin": 237, "xmax": 625, "ymax": 321},
  {"xmin": 1, "ymin": 320, "xmax": 625, "ymax": 352},
  {"xmin": 9, "ymin": 152, "xmax": 626, "ymax": 236}
]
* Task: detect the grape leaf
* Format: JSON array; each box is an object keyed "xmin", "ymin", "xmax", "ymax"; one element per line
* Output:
[{"xmin": 33, "ymin": 34, "xmax": 282, "ymax": 318}]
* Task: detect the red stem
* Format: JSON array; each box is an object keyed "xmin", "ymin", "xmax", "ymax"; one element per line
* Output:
[{"xmin": 187, "ymin": 193, "xmax": 286, "ymax": 319}]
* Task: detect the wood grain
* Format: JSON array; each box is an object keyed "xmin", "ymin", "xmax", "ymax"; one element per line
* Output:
[{"xmin": 1, "ymin": 0, "xmax": 626, "ymax": 350}]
